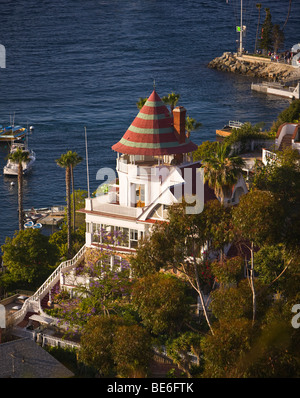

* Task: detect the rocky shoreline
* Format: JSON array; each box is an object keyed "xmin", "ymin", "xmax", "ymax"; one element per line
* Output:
[{"xmin": 208, "ymin": 52, "xmax": 300, "ymax": 83}]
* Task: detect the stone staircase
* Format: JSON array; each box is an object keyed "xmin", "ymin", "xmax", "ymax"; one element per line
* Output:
[{"xmin": 279, "ymin": 134, "xmax": 293, "ymax": 151}]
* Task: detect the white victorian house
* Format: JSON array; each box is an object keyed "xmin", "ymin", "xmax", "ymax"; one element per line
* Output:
[
  {"xmin": 8, "ymin": 89, "xmax": 247, "ymax": 331},
  {"xmin": 81, "ymin": 89, "xmax": 247, "ymax": 256}
]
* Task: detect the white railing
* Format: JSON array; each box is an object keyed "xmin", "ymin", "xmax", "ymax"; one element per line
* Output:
[
  {"xmin": 262, "ymin": 148, "xmax": 278, "ymax": 165},
  {"xmin": 92, "ymin": 202, "xmax": 143, "ymax": 218},
  {"xmin": 228, "ymin": 120, "xmax": 244, "ymax": 129},
  {"xmin": 41, "ymin": 334, "xmax": 80, "ymax": 350},
  {"xmin": 12, "ymin": 327, "xmax": 80, "ymax": 350},
  {"xmin": 31, "ymin": 244, "xmax": 86, "ymax": 302},
  {"xmin": 117, "ymin": 158, "xmax": 128, "ymax": 173},
  {"xmin": 10, "ymin": 245, "xmax": 86, "ymax": 326},
  {"xmin": 275, "ymin": 123, "xmax": 297, "ymax": 149}
]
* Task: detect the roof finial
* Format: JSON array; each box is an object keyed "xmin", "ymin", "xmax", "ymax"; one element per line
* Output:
[{"xmin": 153, "ymin": 78, "xmax": 156, "ymax": 90}]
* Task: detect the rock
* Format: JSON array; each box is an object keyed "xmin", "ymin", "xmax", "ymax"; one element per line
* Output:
[{"xmin": 208, "ymin": 52, "xmax": 296, "ymax": 82}]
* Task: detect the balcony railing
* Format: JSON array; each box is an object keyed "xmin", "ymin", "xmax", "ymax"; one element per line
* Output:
[{"xmin": 91, "ymin": 201, "xmax": 143, "ymax": 218}]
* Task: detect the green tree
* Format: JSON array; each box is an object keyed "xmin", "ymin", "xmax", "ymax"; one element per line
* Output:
[
  {"xmin": 79, "ymin": 315, "xmax": 124, "ymax": 377},
  {"xmin": 56, "ymin": 151, "xmax": 74, "ymax": 258},
  {"xmin": 232, "ymin": 190, "xmax": 283, "ymax": 324},
  {"xmin": 67, "ymin": 151, "xmax": 83, "ymax": 232},
  {"xmin": 211, "ymin": 256, "xmax": 243, "ymax": 286},
  {"xmin": 166, "ymin": 332, "xmax": 202, "ymax": 378},
  {"xmin": 162, "ymin": 92, "xmax": 180, "ymax": 113},
  {"xmin": 272, "ymin": 24, "xmax": 285, "ymax": 54},
  {"xmin": 193, "ymin": 141, "xmax": 218, "ymax": 162},
  {"xmin": 254, "ymin": 3, "xmax": 262, "ymax": 53},
  {"xmin": 132, "ymin": 273, "xmax": 191, "ymax": 336},
  {"xmin": 1, "ymin": 229, "xmax": 58, "ymax": 290},
  {"xmin": 254, "ymin": 244, "xmax": 285, "ymax": 290},
  {"xmin": 241, "ymin": 302, "xmax": 300, "ymax": 377},
  {"xmin": 112, "ymin": 324, "xmax": 152, "ymax": 377},
  {"xmin": 185, "ymin": 116, "xmax": 202, "ymax": 138},
  {"xmin": 282, "ymin": 0, "xmax": 292, "ymax": 31},
  {"xmin": 259, "ymin": 8, "xmax": 274, "ymax": 53},
  {"xmin": 224, "ymin": 122, "xmax": 266, "ymax": 153},
  {"xmin": 55, "ymin": 249, "xmax": 131, "ymax": 331},
  {"xmin": 210, "ymin": 279, "xmax": 269, "ymax": 323},
  {"xmin": 136, "ymin": 97, "xmax": 147, "ymax": 110},
  {"xmin": 270, "ymin": 99, "xmax": 300, "ymax": 133},
  {"xmin": 8, "ymin": 148, "xmax": 30, "ymax": 230},
  {"xmin": 131, "ymin": 200, "xmax": 232, "ymax": 335},
  {"xmin": 201, "ymin": 318, "xmax": 253, "ymax": 377},
  {"xmin": 252, "ymin": 147, "xmax": 300, "ymax": 249},
  {"xmin": 201, "ymin": 142, "xmax": 245, "ymax": 205},
  {"xmin": 79, "ymin": 316, "xmax": 153, "ymax": 378}
]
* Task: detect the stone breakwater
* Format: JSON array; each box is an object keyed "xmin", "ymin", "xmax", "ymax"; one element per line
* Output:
[{"xmin": 208, "ymin": 52, "xmax": 300, "ymax": 82}]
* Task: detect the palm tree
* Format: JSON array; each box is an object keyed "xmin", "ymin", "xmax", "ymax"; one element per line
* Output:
[
  {"xmin": 68, "ymin": 151, "xmax": 83, "ymax": 232},
  {"xmin": 282, "ymin": 0, "xmax": 292, "ymax": 31},
  {"xmin": 162, "ymin": 92, "xmax": 180, "ymax": 113},
  {"xmin": 8, "ymin": 148, "xmax": 30, "ymax": 230},
  {"xmin": 56, "ymin": 152, "xmax": 74, "ymax": 257},
  {"xmin": 254, "ymin": 3, "xmax": 262, "ymax": 53},
  {"xmin": 185, "ymin": 116, "xmax": 202, "ymax": 138},
  {"xmin": 201, "ymin": 143, "xmax": 245, "ymax": 205},
  {"xmin": 136, "ymin": 97, "xmax": 147, "ymax": 110}
]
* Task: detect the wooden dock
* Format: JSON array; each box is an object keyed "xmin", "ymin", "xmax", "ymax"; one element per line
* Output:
[
  {"xmin": 24, "ymin": 206, "xmax": 65, "ymax": 226},
  {"xmin": 38, "ymin": 212, "xmax": 65, "ymax": 226}
]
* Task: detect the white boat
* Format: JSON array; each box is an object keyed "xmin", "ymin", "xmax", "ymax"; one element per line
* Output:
[
  {"xmin": 24, "ymin": 221, "xmax": 42, "ymax": 229},
  {"xmin": 216, "ymin": 120, "xmax": 244, "ymax": 137},
  {"xmin": 24, "ymin": 220, "xmax": 34, "ymax": 229},
  {"xmin": 3, "ymin": 142, "xmax": 36, "ymax": 176},
  {"xmin": 251, "ymin": 81, "xmax": 300, "ymax": 100},
  {"xmin": 33, "ymin": 223, "xmax": 42, "ymax": 229}
]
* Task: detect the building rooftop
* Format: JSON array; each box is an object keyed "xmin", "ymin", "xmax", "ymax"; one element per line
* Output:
[
  {"xmin": 112, "ymin": 90, "xmax": 198, "ymax": 156},
  {"xmin": 0, "ymin": 338, "xmax": 74, "ymax": 378}
]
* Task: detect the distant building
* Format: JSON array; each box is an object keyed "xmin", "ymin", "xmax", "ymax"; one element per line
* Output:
[
  {"xmin": 262, "ymin": 122, "xmax": 300, "ymax": 165},
  {"xmin": 0, "ymin": 338, "xmax": 73, "ymax": 378}
]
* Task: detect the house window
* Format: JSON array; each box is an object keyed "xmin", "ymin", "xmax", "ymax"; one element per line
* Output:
[
  {"xmin": 86, "ymin": 222, "xmax": 91, "ymax": 233},
  {"xmin": 130, "ymin": 229, "xmax": 139, "ymax": 248},
  {"xmin": 91, "ymin": 223, "xmax": 141, "ymax": 249}
]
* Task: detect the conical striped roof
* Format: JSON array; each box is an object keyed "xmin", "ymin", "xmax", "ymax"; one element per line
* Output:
[{"xmin": 111, "ymin": 90, "xmax": 198, "ymax": 156}]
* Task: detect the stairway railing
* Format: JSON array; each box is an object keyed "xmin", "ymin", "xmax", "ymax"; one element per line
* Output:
[{"xmin": 10, "ymin": 245, "xmax": 86, "ymax": 326}]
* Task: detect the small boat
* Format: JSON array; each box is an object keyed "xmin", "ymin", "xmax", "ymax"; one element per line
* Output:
[
  {"xmin": 3, "ymin": 142, "xmax": 36, "ymax": 176},
  {"xmin": 24, "ymin": 220, "xmax": 34, "ymax": 229},
  {"xmin": 0, "ymin": 125, "xmax": 27, "ymax": 142},
  {"xmin": 251, "ymin": 81, "xmax": 300, "ymax": 100},
  {"xmin": 24, "ymin": 221, "xmax": 42, "ymax": 229},
  {"xmin": 33, "ymin": 223, "xmax": 42, "ymax": 229},
  {"xmin": 216, "ymin": 120, "xmax": 244, "ymax": 138}
]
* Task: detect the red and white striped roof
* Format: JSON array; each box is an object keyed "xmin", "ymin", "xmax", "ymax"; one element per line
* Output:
[{"xmin": 112, "ymin": 90, "xmax": 198, "ymax": 156}]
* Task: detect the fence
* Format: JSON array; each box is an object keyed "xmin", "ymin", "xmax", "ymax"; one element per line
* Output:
[{"xmin": 12, "ymin": 327, "xmax": 80, "ymax": 350}]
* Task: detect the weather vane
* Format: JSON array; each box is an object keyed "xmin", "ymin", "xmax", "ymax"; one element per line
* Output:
[{"xmin": 152, "ymin": 78, "xmax": 156, "ymax": 90}]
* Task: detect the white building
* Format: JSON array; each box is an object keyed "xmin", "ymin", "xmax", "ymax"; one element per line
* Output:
[
  {"xmin": 9, "ymin": 89, "xmax": 248, "ymax": 329},
  {"xmin": 80, "ymin": 89, "xmax": 247, "ymax": 256}
]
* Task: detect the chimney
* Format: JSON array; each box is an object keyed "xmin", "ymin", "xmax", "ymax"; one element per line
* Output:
[{"xmin": 173, "ymin": 106, "xmax": 186, "ymax": 144}]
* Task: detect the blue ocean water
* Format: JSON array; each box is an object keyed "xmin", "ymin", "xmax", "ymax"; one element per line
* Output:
[{"xmin": 0, "ymin": 0, "xmax": 299, "ymax": 246}]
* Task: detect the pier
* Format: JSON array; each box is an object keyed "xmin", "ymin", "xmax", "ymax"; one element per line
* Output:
[{"xmin": 24, "ymin": 206, "xmax": 65, "ymax": 227}]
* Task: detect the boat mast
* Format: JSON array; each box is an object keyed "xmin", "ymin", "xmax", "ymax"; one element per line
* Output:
[
  {"xmin": 239, "ymin": 0, "xmax": 243, "ymax": 54},
  {"xmin": 84, "ymin": 126, "xmax": 90, "ymax": 198}
]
